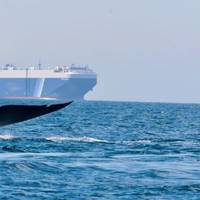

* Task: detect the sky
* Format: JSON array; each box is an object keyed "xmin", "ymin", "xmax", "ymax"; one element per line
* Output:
[{"xmin": 0, "ymin": 0, "xmax": 199, "ymax": 103}]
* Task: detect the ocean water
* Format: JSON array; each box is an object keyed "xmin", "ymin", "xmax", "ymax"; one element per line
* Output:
[{"xmin": 0, "ymin": 101, "xmax": 200, "ymax": 199}]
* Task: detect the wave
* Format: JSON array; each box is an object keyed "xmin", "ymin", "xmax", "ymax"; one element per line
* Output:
[
  {"xmin": 45, "ymin": 136, "xmax": 152, "ymax": 146},
  {"xmin": 0, "ymin": 133, "xmax": 151, "ymax": 146},
  {"xmin": 46, "ymin": 136, "xmax": 108, "ymax": 143},
  {"xmin": 0, "ymin": 134, "xmax": 16, "ymax": 140},
  {"xmin": 0, "ymin": 134, "xmax": 109, "ymax": 144},
  {"xmin": 122, "ymin": 140, "xmax": 152, "ymax": 146}
]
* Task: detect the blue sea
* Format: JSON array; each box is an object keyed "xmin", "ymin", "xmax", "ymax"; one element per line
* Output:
[{"xmin": 1, "ymin": 101, "xmax": 200, "ymax": 199}]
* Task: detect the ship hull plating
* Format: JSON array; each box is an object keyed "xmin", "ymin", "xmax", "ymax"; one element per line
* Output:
[{"xmin": 0, "ymin": 77, "xmax": 97, "ymax": 100}]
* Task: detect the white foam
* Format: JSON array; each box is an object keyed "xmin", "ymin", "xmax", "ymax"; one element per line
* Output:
[
  {"xmin": 0, "ymin": 134, "xmax": 15, "ymax": 140},
  {"xmin": 46, "ymin": 136, "xmax": 66, "ymax": 142},
  {"xmin": 46, "ymin": 136, "xmax": 108, "ymax": 143}
]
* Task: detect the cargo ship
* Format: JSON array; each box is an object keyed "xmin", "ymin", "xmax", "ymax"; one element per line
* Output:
[{"xmin": 0, "ymin": 63, "xmax": 97, "ymax": 100}]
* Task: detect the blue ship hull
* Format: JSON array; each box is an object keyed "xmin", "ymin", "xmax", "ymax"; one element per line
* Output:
[{"xmin": 0, "ymin": 77, "xmax": 97, "ymax": 100}]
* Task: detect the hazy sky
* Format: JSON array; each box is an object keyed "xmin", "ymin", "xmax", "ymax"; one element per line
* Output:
[{"xmin": 0, "ymin": 0, "xmax": 199, "ymax": 103}]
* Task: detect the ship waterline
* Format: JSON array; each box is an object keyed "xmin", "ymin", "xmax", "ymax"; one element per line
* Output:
[{"xmin": 0, "ymin": 65, "xmax": 97, "ymax": 100}]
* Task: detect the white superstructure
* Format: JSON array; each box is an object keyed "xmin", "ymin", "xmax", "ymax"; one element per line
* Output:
[{"xmin": 0, "ymin": 64, "xmax": 97, "ymax": 100}]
